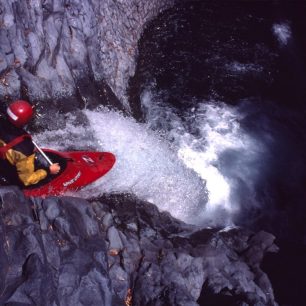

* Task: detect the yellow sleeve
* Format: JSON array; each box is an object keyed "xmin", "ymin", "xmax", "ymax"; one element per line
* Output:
[{"xmin": 15, "ymin": 153, "xmax": 48, "ymax": 186}]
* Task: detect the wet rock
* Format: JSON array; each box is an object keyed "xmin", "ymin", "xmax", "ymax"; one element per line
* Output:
[
  {"xmin": 0, "ymin": 0, "xmax": 175, "ymax": 109},
  {"xmin": 107, "ymin": 226, "xmax": 124, "ymax": 250},
  {"xmin": 0, "ymin": 187, "xmax": 279, "ymax": 305},
  {"xmin": 98, "ymin": 194, "xmax": 279, "ymax": 306},
  {"xmin": 0, "ymin": 187, "xmax": 112, "ymax": 306}
]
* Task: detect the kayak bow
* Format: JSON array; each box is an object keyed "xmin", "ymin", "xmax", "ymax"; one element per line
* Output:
[{"xmin": 23, "ymin": 149, "xmax": 116, "ymax": 197}]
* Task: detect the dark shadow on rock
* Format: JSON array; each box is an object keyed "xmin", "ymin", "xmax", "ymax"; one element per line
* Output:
[{"xmin": 198, "ymin": 281, "xmax": 243, "ymax": 306}]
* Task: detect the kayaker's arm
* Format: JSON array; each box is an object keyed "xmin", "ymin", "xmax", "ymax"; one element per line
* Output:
[
  {"xmin": 15, "ymin": 153, "xmax": 48, "ymax": 186},
  {"xmin": 17, "ymin": 159, "xmax": 60, "ymax": 186}
]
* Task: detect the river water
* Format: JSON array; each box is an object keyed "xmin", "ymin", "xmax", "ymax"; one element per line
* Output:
[
  {"xmin": 129, "ymin": 1, "xmax": 306, "ymax": 304},
  {"xmin": 128, "ymin": 1, "xmax": 306, "ymax": 237}
]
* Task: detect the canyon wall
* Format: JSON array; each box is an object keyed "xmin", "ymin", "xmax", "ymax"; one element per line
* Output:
[{"xmin": 0, "ymin": 0, "xmax": 175, "ymax": 111}]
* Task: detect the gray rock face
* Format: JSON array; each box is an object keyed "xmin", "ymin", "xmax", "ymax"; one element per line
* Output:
[
  {"xmin": 0, "ymin": 187, "xmax": 279, "ymax": 305},
  {"xmin": 0, "ymin": 0, "xmax": 175, "ymax": 109},
  {"xmin": 0, "ymin": 186, "xmax": 112, "ymax": 306}
]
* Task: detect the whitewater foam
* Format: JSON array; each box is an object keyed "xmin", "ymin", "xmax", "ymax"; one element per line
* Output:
[
  {"xmin": 34, "ymin": 95, "xmax": 267, "ymax": 227},
  {"xmin": 141, "ymin": 90, "xmax": 267, "ymax": 226},
  {"xmin": 34, "ymin": 108, "xmax": 208, "ymax": 224},
  {"xmin": 272, "ymin": 22, "xmax": 292, "ymax": 46}
]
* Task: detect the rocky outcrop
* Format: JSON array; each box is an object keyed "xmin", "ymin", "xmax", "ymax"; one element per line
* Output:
[
  {"xmin": 0, "ymin": 0, "xmax": 175, "ymax": 110},
  {"xmin": 0, "ymin": 187, "xmax": 279, "ymax": 305},
  {"xmin": 0, "ymin": 186, "xmax": 112, "ymax": 306}
]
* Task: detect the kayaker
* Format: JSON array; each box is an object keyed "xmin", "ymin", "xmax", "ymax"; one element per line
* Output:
[{"xmin": 0, "ymin": 100, "xmax": 60, "ymax": 186}]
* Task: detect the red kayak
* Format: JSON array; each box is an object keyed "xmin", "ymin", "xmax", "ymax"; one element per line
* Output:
[{"xmin": 23, "ymin": 149, "xmax": 116, "ymax": 197}]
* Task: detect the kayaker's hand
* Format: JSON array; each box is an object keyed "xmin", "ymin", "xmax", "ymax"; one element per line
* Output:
[{"xmin": 49, "ymin": 163, "xmax": 61, "ymax": 175}]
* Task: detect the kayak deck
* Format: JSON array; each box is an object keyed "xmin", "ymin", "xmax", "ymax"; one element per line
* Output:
[{"xmin": 23, "ymin": 149, "xmax": 116, "ymax": 197}]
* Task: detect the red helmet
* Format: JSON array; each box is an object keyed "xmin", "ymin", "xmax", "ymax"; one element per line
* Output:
[{"xmin": 7, "ymin": 100, "xmax": 34, "ymax": 127}]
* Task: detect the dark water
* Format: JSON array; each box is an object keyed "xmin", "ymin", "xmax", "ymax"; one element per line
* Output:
[{"xmin": 130, "ymin": 1, "xmax": 306, "ymax": 304}]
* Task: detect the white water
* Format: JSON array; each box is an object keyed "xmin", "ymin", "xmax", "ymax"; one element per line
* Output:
[
  {"xmin": 141, "ymin": 91, "xmax": 267, "ymax": 225},
  {"xmin": 34, "ymin": 108, "xmax": 208, "ymax": 224},
  {"xmin": 34, "ymin": 93, "xmax": 267, "ymax": 226},
  {"xmin": 272, "ymin": 22, "xmax": 292, "ymax": 46}
]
